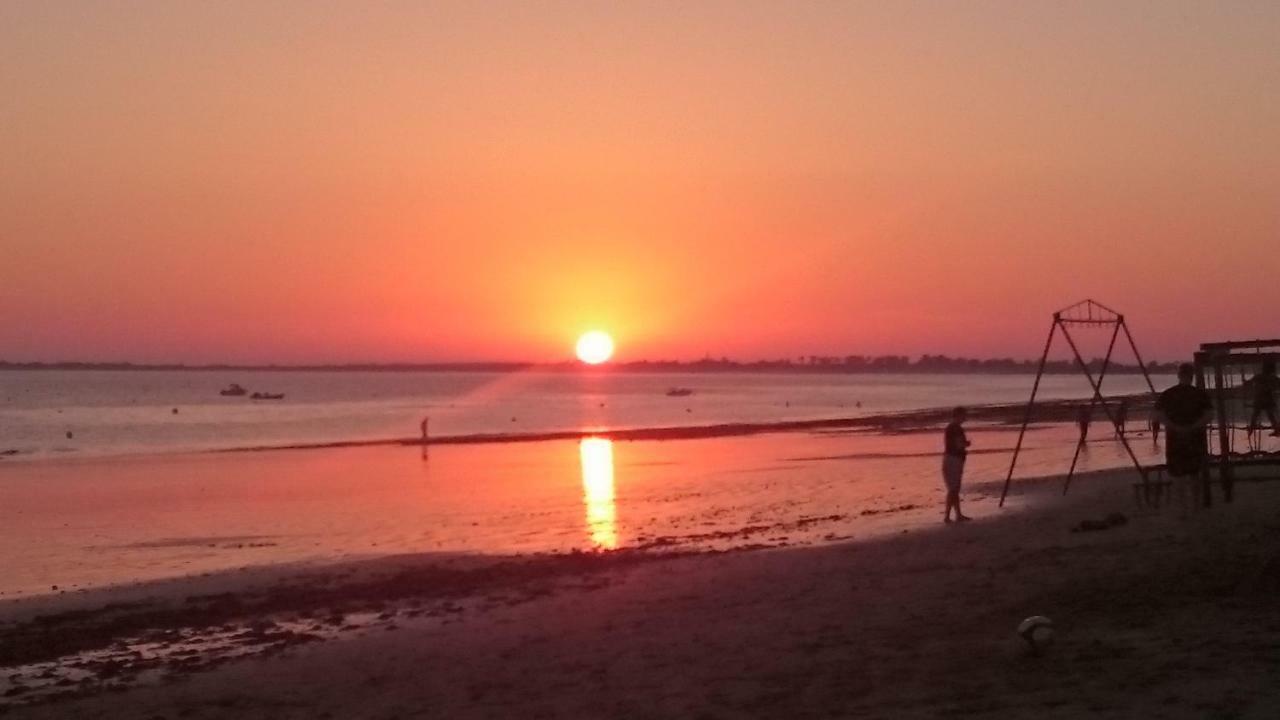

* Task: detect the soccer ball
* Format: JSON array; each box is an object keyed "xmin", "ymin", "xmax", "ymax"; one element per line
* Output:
[{"xmin": 1017, "ymin": 615, "xmax": 1055, "ymax": 654}]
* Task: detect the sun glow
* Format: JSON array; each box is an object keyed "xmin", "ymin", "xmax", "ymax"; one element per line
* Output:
[{"xmin": 575, "ymin": 331, "xmax": 615, "ymax": 365}]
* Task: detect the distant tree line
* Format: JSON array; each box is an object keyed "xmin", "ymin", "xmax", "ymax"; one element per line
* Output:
[
  {"xmin": 613, "ymin": 355, "xmax": 1179, "ymax": 375},
  {"xmin": 0, "ymin": 356, "xmax": 1180, "ymax": 375}
]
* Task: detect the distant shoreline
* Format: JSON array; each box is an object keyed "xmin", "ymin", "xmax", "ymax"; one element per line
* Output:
[{"xmin": 0, "ymin": 360, "xmax": 1177, "ymax": 375}]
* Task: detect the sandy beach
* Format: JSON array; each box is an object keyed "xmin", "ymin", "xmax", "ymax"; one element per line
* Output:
[{"xmin": 3, "ymin": 460, "xmax": 1278, "ymax": 719}]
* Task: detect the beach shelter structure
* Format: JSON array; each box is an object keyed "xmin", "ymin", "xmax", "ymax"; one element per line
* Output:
[
  {"xmin": 1192, "ymin": 339, "xmax": 1280, "ymax": 506},
  {"xmin": 998, "ymin": 300, "xmax": 1158, "ymax": 507}
]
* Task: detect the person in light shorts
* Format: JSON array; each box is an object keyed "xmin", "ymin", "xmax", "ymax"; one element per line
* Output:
[{"xmin": 942, "ymin": 406, "xmax": 972, "ymax": 523}]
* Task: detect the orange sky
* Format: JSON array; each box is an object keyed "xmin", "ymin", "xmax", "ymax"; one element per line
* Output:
[{"xmin": 2, "ymin": 1, "xmax": 1277, "ymax": 364}]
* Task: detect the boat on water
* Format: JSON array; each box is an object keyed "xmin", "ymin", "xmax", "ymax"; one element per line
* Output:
[
  {"xmin": 250, "ymin": 392, "xmax": 285, "ymax": 400},
  {"xmin": 219, "ymin": 384, "xmax": 247, "ymax": 397},
  {"xmin": 665, "ymin": 387, "xmax": 694, "ymax": 397}
]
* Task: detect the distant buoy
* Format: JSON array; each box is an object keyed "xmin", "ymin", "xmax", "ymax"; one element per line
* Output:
[{"xmin": 65, "ymin": 431, "xmax": 73, "ymax": 439}]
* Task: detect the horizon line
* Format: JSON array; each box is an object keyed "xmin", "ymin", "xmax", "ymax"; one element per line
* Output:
[{"xmin": 0, "ymin": 355, "xmax": 1181, "ymax": 372}]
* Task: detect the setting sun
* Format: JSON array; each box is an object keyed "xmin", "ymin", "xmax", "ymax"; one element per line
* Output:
[{"xmin": 575, "ymin": 331, "xmax": 615, "ymax": 365}]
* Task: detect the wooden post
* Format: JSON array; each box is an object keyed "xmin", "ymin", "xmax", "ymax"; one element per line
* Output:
[{"xmin": 1210, "ymin": 358, "xmax": 1232, "ymax": 504}]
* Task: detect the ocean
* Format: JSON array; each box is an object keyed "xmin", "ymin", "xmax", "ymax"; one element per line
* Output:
[
  {"xmin": 0, "ymin": 369, "xmax": 1175, "ymax": 597},
  {"xmin": 0, "ymin": 369, "xmax": 1168, "ymax": 460}
]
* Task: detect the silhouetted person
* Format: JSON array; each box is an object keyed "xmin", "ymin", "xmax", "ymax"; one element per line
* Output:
[
  {"xmin": 1248, "ymin": 360, "xmax": 1279, "ymax": 436},
  {"xmin": 1155, "ymin": 363, "xmax": 1214, "ymax": 512},
  {"xmin": 1115, "ymin": 399, "xmax": 1129, "ymax": 439},
  {"xmin": 1150, "ymin": 412, "xmax": 1161, "ymax": 448},
  {"xmin": 1077, "ymin": 404, "xmax": 1091, "ymax": 443},
  {"xmin": 942, "ymin": 406, "xmax": 972, "ymax": 523}
]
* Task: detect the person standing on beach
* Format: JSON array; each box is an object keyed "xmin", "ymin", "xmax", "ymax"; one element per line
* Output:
[
  {"xmin": 1247, "ymin": 360, "xmax": 1279, "ymax": 436},
  {"xmin": 942, "ymin": 407, "xmax": 972, "ymax": 523},
  {"xmin": 1115, "ymin": 399, "xmax": 1129, "ymax": 439},
  {"xmin": 1155, "ymin": 363, "xmax": 1213, "ymax": 511},
  {"xmin": 1077, "ymin": 404, "xmax": 1091, "ymax": 444}
]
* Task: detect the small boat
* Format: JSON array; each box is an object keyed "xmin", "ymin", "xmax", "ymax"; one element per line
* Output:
[
  {"xmin": 250, "ymin": 392, "xmax": 285, "ymax": 400},
  {"xmin": 665, "ymin": 387, "xmax": 694, "ymax": 397},
  {"xmin": 219, "ymin": 384, "xmax": 247, "ymax": 397}
]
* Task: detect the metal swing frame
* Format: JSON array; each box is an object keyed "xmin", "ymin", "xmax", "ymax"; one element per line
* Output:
[{"xmin": 998, "ymin": 300, "xmax": 1158, "ymax": 507}]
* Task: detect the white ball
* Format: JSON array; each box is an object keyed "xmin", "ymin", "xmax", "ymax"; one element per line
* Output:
[{"xmin": 1017, "ymin": 615, "xmax": 1054, "ymax": 653}]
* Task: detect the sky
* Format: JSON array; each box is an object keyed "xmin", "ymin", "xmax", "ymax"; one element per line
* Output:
[{"xmin": 2, "ymin": 1, "xmax": 1277, "ymax": 364}]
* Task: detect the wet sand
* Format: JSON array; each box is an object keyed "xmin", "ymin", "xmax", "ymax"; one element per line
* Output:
[{"xmin": 4, "ymin": 466, "xmax": 1279, "ymax": 718}]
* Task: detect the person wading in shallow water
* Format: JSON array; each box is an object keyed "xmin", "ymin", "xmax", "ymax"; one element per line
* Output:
[
  {"xmin": 942, "ymin": 406, "xmax": 972, "ymax": 523},
  {"xmin": 1077, "ymin": 404, "xmax": 1091, "ymax": 444},
  {"xmin": 1115, "ymin": 398, "xmax": 1129, "ymax": 439}
]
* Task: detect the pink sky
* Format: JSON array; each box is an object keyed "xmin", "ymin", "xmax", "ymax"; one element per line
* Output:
[{"xmin": 2, "ymin": 1, "xmax": 1277, "ymax": 364}]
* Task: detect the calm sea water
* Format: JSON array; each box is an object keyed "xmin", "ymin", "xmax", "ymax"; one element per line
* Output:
[
  {"xmin": 0, "ymin": 370, "xmax": 1168, "ymax": 460},
  {"xmin": 0, "ymin": 370, "xmax": 1176, "ymax": 596}
]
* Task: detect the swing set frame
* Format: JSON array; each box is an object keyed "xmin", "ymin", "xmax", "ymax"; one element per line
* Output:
[{"xmin": 998, "ymin": 300, "xmax": 1158, "ymax": 507}]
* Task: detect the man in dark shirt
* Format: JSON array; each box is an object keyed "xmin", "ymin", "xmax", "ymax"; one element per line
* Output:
[
  {"xmin": 1248, "ymin": 359, "xmax": 1279, "ymax": 437},
  {"xmin": 1155, "ymin": 364, "xmax": 1214, "ymax": 505},
  {"xmin": 941, "ymin": 406, "xmax": 971, "ymax": 523}
]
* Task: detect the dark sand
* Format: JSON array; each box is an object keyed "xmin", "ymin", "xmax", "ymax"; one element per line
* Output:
[{"xmin": 3, "ymin": 467, "xmax": 1278, "ymax": 719}]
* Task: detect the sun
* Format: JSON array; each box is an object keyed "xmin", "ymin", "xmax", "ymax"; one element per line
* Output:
[{"xmin": 575, "ymin": 331, "xmax": 615, "ymax": 365}]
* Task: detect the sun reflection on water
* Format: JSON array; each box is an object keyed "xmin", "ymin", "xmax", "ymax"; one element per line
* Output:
[{"xmin": 579, "ymin": 437, "xmax": 617, "ymax": 549}]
